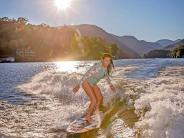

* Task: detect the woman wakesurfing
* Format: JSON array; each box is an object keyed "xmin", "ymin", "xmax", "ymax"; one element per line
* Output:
[{"xmin": 73, "ymin": 53, "xmax": 116, "ymax": 125}]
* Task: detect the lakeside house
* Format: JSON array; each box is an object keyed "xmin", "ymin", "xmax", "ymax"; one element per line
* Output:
[
  {"xmin": 16, "ymin": 48, "xmax": 35, "ymax": 57},
  {"xmin": 15, "ymin": 48, "xmax": 36, "ymax": 62},
  {"xmin": 0, "ymin": 49, "xmax": 36, "ymax": 63}
]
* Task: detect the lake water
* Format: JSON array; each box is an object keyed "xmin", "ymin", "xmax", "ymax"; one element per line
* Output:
[{"xmin": 0, "ymin": 59, "xmax": 184, "ymax": 138}]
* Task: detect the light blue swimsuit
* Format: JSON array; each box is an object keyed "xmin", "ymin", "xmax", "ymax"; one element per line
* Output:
[{"xmin": 79, "ymin": 61, "xmax": 112, "ymax": 86}]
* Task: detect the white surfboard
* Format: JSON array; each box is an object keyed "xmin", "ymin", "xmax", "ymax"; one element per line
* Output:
[{"xmin": 66, "ymin": 111, "xmax": 104, "ymax": 133}]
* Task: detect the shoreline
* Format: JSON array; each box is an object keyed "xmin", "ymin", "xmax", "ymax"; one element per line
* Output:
[{"xmin": 0, "ymin": 58, "xmax": 183, "ymax": 64}]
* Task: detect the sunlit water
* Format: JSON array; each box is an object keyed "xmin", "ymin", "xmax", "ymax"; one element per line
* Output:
[{"xmin": 0, "ymin": 59, "xmax": 184, "ymax": 138}]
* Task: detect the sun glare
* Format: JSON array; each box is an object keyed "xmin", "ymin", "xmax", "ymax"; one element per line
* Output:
[
  {"xmin": 54, "ymin": 61, "xmax": 78, "ymax": 72},
  {"xmin": 54, "ymin": 0, "xmax": 72, "ymax": 11}
]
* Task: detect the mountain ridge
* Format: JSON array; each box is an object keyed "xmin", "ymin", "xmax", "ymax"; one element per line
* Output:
[{"xmin": 61, "ymin": 24, "xmax": 182, "ymax": 56}]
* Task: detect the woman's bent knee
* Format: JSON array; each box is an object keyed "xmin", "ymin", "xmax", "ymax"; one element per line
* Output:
[
  {"xmin": 90, "ymin": 97, "xmax": 97, "ymax": 104},
  {"xmin": 81, "ymin": 80, "xmax": 87, "ymax": 87}
]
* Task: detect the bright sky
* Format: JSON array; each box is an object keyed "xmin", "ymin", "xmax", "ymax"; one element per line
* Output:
[{"xmin": 0, "ymin": 0, "xmax": 183, "ymax": 41}]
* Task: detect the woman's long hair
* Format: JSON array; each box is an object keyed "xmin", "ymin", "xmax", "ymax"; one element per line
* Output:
[{"xmin": 101, "ymin": 53, "xmax": 115, "ymax": 75}]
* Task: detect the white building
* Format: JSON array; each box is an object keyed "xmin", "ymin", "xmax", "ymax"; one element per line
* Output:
[{"xmin": 16, "ymin": 48, "xmax": 35, "ymax": 57}]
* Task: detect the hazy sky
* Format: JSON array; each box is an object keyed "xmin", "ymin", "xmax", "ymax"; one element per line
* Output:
[{"xmin": 0, "ymin": 0, "xmax": 183, "ymax": 41}]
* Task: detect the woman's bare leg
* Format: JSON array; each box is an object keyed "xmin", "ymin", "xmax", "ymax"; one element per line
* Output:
[
  {"xmin": 82, "ymin": 80, "xmax": 97, "ymax": 122},
  {"xmin": 92, "ymin": 85, "xmax": 103, "ymax": 113}
]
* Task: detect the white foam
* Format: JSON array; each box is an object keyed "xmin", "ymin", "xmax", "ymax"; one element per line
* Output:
[
  {"xmin": 110, "ymin": 118, "xmax": 135, "ymax": 138},
  {"xmin": 134, "ymin": 66, "xmax": 184, "ymax": 138},
  {"xmin": 12, "ymin": 61, "xmax": 184, "ymax": 137}
]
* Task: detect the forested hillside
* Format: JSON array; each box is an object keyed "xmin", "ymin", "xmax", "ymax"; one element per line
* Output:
[{"xmin": 0, "ymin": 17, "xmax": 123, "ymax": 61}]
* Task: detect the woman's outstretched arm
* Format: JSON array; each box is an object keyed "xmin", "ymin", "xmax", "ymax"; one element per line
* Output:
[
  {"xmin": 105, "ymin": 73, "xmax": 116, "ymax": 92},
  {"xmin": 104, "ymin": 73, "xmax": 113, "ymax": 86}
]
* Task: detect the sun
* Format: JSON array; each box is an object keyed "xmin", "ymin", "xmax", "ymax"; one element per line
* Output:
[{"xmin": 54, "ymin": 0, "xmax": 72, "ymax": 11}]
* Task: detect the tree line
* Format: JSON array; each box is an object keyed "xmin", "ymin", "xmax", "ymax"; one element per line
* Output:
[{"xmin": 0, "ymin": 17, "xmax": 121, "ymax": 61}]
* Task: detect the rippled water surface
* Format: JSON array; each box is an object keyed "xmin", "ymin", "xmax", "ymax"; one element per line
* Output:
[{"xmin": 0, "ymin": 59, "xmax": 184, "ymax": 138}]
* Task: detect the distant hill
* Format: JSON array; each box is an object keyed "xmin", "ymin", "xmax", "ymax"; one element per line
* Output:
[
  {"xmin": 71, "ymin": 24, "xmax": 170, "ymax": 56},
  {"xmin": 164, "ymin": 39, "xmax": 184, "ymax": 50},
  {"xmin": 73, "ymin": 24, "xmax": 184, "ymax": 57},
  {"xmin": 156, "ymin": 39, "xmax": 180, "ymax": 48},
  {"xmin": 117, "ymin": 36, "xmax": 162, "ymax": 55},
  {"xmin": 70, "ymin": 24, "xmax": 140, "ymax": 58}
]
